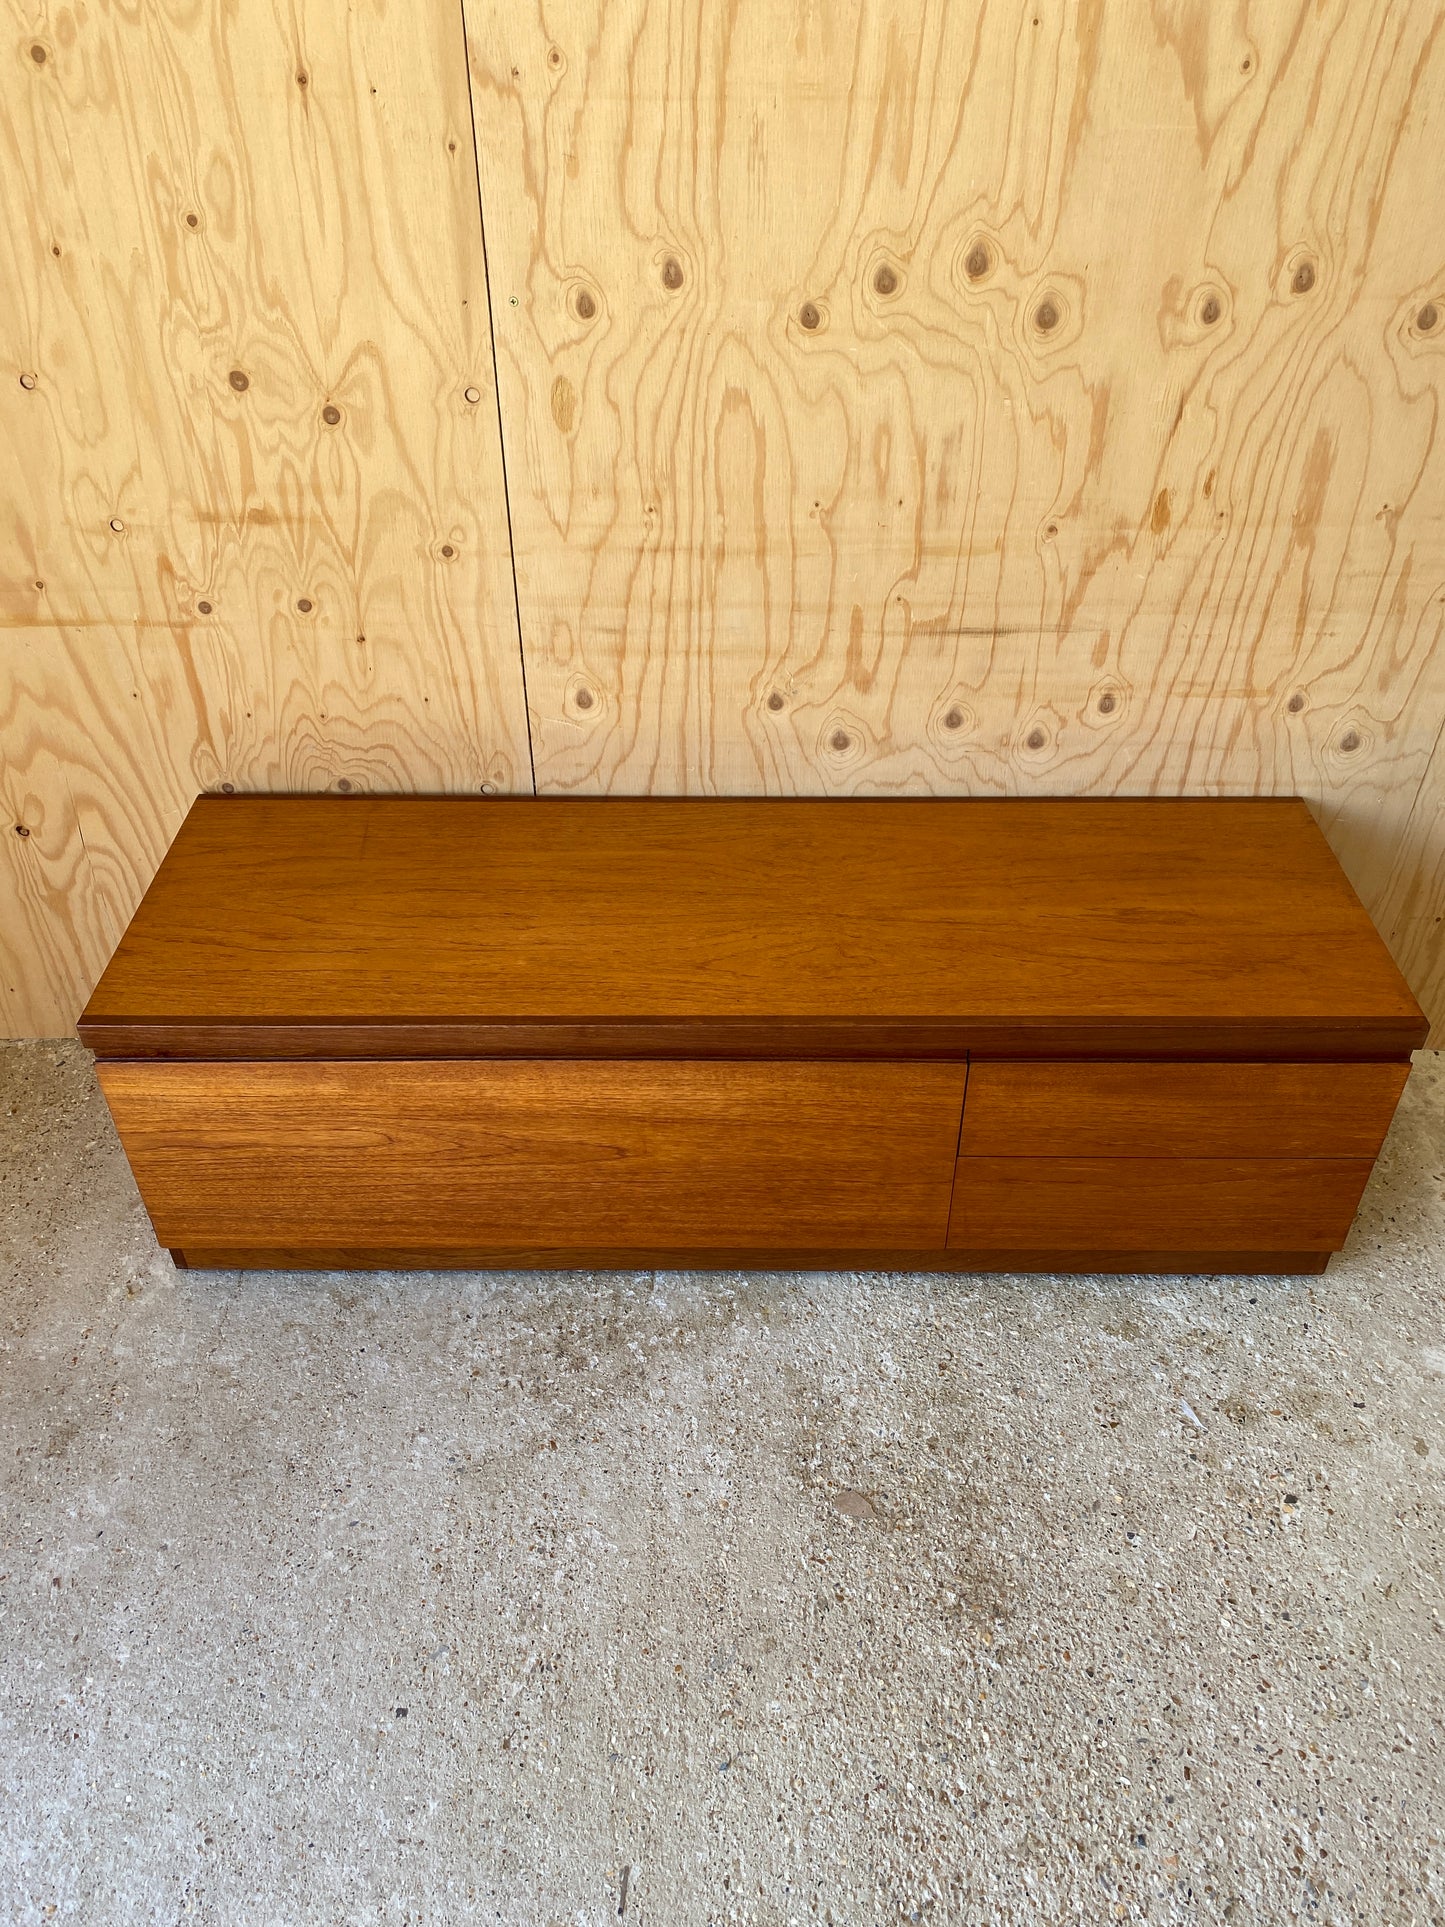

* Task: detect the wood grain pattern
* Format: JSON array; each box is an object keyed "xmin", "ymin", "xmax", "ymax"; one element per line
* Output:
[
  {"xmin": 947, "ymin": 1156, "xmax": 1375, "ymax": 1252},
  {"xmin": 466, "ymin": 0, "xmax": 1445, "ymax": 1040},
  {"xmin": 96, "ymin": 1057, "xmax": 968, "ymax": 1251},
  {"xmin": 0, "ymin": 0, "xmax": 531, "ymax": 1034},
  {"xmin": 77, "ymin": 797, "xmax": 1428, "ymax": 1059},
  {"xmin": 959, "ymin": 1061, "xmax": 1410, "ymax": 1159}
]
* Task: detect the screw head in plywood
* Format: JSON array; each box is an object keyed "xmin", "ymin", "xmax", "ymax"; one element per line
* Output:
[{"xmin": 1283, "ymin": 250, "xmax": 1319, "ymax": 299}]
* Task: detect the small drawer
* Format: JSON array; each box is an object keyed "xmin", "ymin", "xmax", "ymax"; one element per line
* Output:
[
  {"xmin": 947, "ymin": 1155, "xmax": 1374, "ymax": 1252},
  {"xmin": 959, "ymin": 1060, "xmax": 1408, "ymax": 1159}
]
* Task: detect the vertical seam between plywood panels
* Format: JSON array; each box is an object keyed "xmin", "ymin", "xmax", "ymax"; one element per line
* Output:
[{"xmin": 455, "ymin": 0, "xmax": 537, "ymax": 795}]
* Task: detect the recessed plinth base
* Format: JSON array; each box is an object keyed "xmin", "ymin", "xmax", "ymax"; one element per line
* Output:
[{"xmin": 169, "ymin": 1247, "xmax": 1333, "ymax": 1276}]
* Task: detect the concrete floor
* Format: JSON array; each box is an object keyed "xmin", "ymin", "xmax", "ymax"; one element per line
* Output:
[{"xmin": 0, "ymin": 1045, "xmax": 1442, "ymax": 1926}]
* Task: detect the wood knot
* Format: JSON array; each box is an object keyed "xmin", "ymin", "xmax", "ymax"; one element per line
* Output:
[
  {"xmin": 1339, "ymin": 729, "xmax": 1360, "ymax": 753},
  {"xmin": 296, "ymin": 596, "xmax": 313, "ymax": 613},
  {"xmin": 1291, "ymin": 259, "xmax": 1316, "ymax": 295},
  {"xmin": 1026, "ymin": 726, "xmax": 1047, "ymax": 750},
  {"xmin": 1097, "ymin": 692, "xmax": 1117, "ymax": 715},
  {"xmin": 829, "ymin": 728, "xmax": 851, "ymax": 752},
  {"xmin": 873, "ymin": 262, "xmax": 898, "ymax": 297},
  {"xmin": 573, "ymin": 287, "xmax": 597, "ymax": 321},
  {"xmin": 440, "ymin": 543, "xmax": 455, "ymax": 558},
  {"xmin": 1287, "ymin": 691, "xmax": 1305, "ymax": 714},
  {"xmin": 766, "ymin": 692, "xmax": 785, "ymax": 712},
  {"xmin": 799, "ymin": 301, "xmax": 820, "ymax": 331},
  {"xmin": 322, "ymin": 403, "xmax": 341, "ymax": 425},
  {"xmin": 574, "ymin": 686, "xmax": 595, "ymax": 711},
  {"xmin": 228, "ymin": 368, "xmax": 249, "ymax": 392},
  {"xmin": 1033, "ymin": 297, "xmax": 1060, "ymax": 333},
  {"xmin": 29, "ymin": 43, "xmax": 46, "ymax": 63},
  {"xmin": 185, "ymin": 212, "xmax": 200, "ymax": 229},
  {"xmin": 1417, "ymin": 302, "xmax": 1439, "ymax": 334},
  {"xmin": 1199, "ymin": 293, "xmax": 1222, "ymax": 326},
  {"xmin": 964, "ymin": 240, "xmax": 992, "ymax": 281},
  {"xmin": 943, "ymin": 707, "xmax": 964, "ymax": 730},
  {"xmin": 661, "ymin": 256, "xmax": 684, "ymax": 290},
  {"xmin": 14, "ymin": 824, "xmax": 31, "ymax": 837},
  {"xmin": 335, "ymin": 777, "xmax": 352, "ymax": 792},
  {"xmin": 220, "ymin": 782, "xmax": 235, "ymax": 793},
  {"xmin": 19, "ymin": 372, "xmax": 36, "ymax": 390},
  {"xmin": 196, "ymin": 600, "xmax": 213, "ymax": 615}
]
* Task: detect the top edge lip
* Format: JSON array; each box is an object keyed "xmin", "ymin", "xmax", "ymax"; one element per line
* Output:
[{"xmin": 77, "ymin": 1012, "xmax": 1431, "ymax": 1059}]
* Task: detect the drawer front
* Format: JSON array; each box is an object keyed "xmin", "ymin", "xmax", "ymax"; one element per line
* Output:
[
  {"xmin": 959, "ymin": 1061, "xmax": 1408, "ymax": 1159},
  {"xmin": 97, "ymin": 1059, "xmax": 967, "ymax": 1253},
  {"xmin": 947, "ymin": 1156, "xmax": 1374, "ymax": 1252}
]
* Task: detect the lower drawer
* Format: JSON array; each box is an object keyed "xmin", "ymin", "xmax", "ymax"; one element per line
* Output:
[
  {"xmin": 96, "ymin": 1058, "xmax": 966, "ymax": 1253},
  {"xmin": 947, "ymin": 1156, "xmax": 1375, "ymax": 1252}
]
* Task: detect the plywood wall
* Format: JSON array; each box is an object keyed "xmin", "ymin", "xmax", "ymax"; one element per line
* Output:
[
  {"xmin": 468, "ymin": 0, "xmax": 1445, "ymax": 1037},
  {"xmin": 0, "ymin": 0, "xmax": 530, "ymax": 1035},
  {"xmin": 4, "ymin": 0, "xmax": 1444, "ymax": 1039}
]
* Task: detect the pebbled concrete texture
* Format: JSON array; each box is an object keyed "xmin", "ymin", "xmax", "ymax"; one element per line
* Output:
[{"xmin": 0, "ymin": 1042, "xmax": 1442, "ymax": 1927}]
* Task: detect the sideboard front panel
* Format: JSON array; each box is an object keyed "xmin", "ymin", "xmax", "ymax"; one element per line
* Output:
[{"xmin": 97, "ymin": 1059, "xmax": 968, "ymax": 1254}]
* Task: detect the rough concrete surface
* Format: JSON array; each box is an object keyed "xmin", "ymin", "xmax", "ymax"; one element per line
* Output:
[{"xmin": 1, "ymin": 1041, "xmax": 1443, "ymax": 1927}]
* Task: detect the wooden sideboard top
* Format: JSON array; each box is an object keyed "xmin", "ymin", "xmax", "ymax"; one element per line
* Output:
[{"xmin": 78, "ymin": 796, "xmax": 1428, "ymax": 1059}]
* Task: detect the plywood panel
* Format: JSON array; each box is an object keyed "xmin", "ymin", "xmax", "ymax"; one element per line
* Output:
[
  {"xmin": 1, "ymin": 0, "xmax": 531, "ymax": 1034},
  {"xmin": 466, "ymin": 0, "xmax": 1445, "ymax": 1036}
]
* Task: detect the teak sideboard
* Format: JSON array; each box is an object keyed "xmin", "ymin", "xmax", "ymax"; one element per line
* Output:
[{"xmin": 79, "ymin": 797, "xmax": 1428, "ymax": 1275}]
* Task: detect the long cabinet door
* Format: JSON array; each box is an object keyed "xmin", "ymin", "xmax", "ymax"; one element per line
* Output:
[{"xmin": 98, "ymin": 1059, "xmax": 967, "ymax": 1253}]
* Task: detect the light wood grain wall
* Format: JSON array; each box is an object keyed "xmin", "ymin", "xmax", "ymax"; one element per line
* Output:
[
  {"xmin": 468, "ymin": 0, "xmax": 1445, "ymax": 1040},
  {"xmin": 4, "ymin": 0, "xmax": 1444, "ymax": 1041},
  {"xmin": 1, "ymin": 0, "xmax": 530, "ymax": 1035}
]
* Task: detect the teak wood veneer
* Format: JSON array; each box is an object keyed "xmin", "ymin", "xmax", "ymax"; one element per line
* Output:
[{"xmin": 79, "ymin": 796, "xmax": 1427, "ymax": 1275}]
